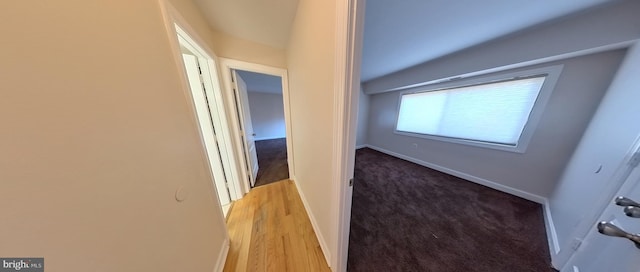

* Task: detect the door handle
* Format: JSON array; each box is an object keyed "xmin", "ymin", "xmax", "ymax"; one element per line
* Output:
[
  {"xmin": 597, "ymin": 221, "xmax": 640, "ymax": 249},
  {"xmin": 615, "ymin": 196, "xmax": 640, "ymax": 208},
  {"xmin": 624, "ymin": 206, "xmax": 640, "ymax": 218}
]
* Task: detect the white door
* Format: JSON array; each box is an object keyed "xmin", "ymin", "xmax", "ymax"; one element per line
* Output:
[
  {"xmin": 182, "ymin": 54, "xmax": 231, "ymax": 205},
  {"xmin": 563, "ymin": 153, "xmax": 640, "ymax": 272},
  {"xmin": 233, "ymin": 71, "xmax": 259, "ymax": 187}
]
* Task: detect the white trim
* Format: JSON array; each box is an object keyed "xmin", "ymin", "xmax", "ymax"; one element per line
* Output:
[
  {"xmin": 200, "ymin": 57, "xmax": 241, "ymax": 200},
  {"xmin": 332, "ymin": 0, "xmax": 365, "ymax": 270},
  {"xmin": 561, "ymin": 151, "xmax": 640, "ymax": 270},
  {"xmin": 254, "ymin": 136, "xmax": 286, "ymax": 141},
  {"xmin": 367, "ymin": 39, "xmax": 638, "ymax": 95},
  {"xmin": 355, "ymin": 144, "xmax": 367, "ymax": 149},
  {"xmin": 158, "ymin": 2, "xmax": 232, "ymax": 272},
  {"xmin": 294, "ymin": 180, "xmax": 330, "ymax": 267},
  {"xmin": 213, "ymin": 238, "xmax": 230, "ymax": 272},
  {"xmin": 159, "ymin": 2, "xmax": 245, "ymax": 203},
  {"xmin": 218, "ymin": 58, "xmax": 295, "ymax": 197},
  {"xmin": 180, "ymin": 52, "xmax": 234, "ymax": 206},
  {"xmin": 364, "ymin": 145, "xmax": 546, "ymax": 203},
  {"xmin": 543, "ymin": 199, "xmax": 561, "ymax": 262},
  {"xmin": 172, "ymin": 26, "xmax": 243, "ymax": 203},
  {"xmin": 552, "ymin": 43, "xmax": 640, "ymax": 269}
]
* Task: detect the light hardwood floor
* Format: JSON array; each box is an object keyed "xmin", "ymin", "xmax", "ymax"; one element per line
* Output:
[{"xmin": 223, "ymin": 179, "xmax": 330, "ymax": 272}]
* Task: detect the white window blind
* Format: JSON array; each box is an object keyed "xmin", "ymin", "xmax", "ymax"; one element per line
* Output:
[{"xmin": 396, "ymin": 76, "xmax": 547, "ymax": 146}]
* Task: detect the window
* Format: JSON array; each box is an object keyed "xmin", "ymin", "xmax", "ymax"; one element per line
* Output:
[{"xmin": 395, "ymin": 65, "xmax": 562, "ymax": 152}]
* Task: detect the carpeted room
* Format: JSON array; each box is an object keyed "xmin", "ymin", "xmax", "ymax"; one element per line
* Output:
[
  {"xmin": 351, "ymin": 1, "xmax": 635, "ymax": 270},
  {"xmin": 235, "ymin": 70, "xmax": 290, "ymax": 187},
  {"xmin": 348, "ymin": 148, "xmax": 552, "ymax": 271},
  {"xmin": 254, "ymin": 138, "xmax": 289, "ymax": 187},
  {"xmin": 350, "ymin": 51, "xmax": 625, "ymax": 271}
]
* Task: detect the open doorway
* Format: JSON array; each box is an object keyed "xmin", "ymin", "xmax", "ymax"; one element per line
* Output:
[
  {"xmin": 175, "ymin": 25, "xmax": 241, "ymax": 217},
  {"xmin": 235, "ymin": 70, "xmax": 289, "ymax": 187},
  {"xmin": 218, "ymin": 58, "xmax": 295, "ymax": 194}
]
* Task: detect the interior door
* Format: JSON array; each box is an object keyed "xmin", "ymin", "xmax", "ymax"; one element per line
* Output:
[
  {"xmin": 563, "ymin": 156, "xmax": 640, "ymax": 272},
  {"xmin": 182, "ymin": 54, "xmax": 231, "ymax": 206},
  {"xmin": 233, "ymin": 71, "xmax": 259, "ymax": 187}
]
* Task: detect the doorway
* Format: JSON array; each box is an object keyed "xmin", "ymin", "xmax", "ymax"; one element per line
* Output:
[
  {"xmin": 218, "ymin": 58, "xmax": 295, "ymax": 194},
  {"xmin": 562, "ymin": 141, "xmax": 640, "ymax": 272},
  {"xmin": 235, "ymin": 70, "xmax": 289, "ymax": 187},
  {"xmin": 175, "ymin": 25, "xmax": 240, "ymax": 217}
]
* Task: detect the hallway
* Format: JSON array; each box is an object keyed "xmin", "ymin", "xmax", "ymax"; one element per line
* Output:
[{"xmin": 223, "ymin": 180, "xmax": 330, "ymax": 271}]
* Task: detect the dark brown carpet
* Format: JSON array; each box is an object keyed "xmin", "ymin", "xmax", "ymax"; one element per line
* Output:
[
  {"xmin": 347, "ymin": 148, "xmax": 554, "ymax": 272},
  {"xmin": 253, "ymin": 138, "xmax": 289, "ymax": 188}
]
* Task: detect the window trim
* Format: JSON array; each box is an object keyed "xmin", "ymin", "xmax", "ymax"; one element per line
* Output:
[{"xmin": 393, "ymin": 65, "xmax": 563, "ymax": 153}]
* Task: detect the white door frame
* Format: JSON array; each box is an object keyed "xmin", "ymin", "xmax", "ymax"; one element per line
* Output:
[
  {"xmin": 552, "ymin": 40, "xmax": 640, "ymax": 268},
  {"xmin": 560, "ymin": 137, "xmax": 640, "ymax": 271},
  {"xmin": 159, "ymin": 2, "xmax": 246, "ymax": 204},
  {"xmin": 174, "ymin": 27, "xmax": 241, "ymax": 202},
  {"xmin": 180, "ymin": 52, "xmax": 232, "ymax": 208},
  {"xmin": 332, "ymin": 0, "xmax": 365, "ymax": 270},
  {"xmin": 219, "ymin": 58, "xmax": 295, "ymax": 196}
]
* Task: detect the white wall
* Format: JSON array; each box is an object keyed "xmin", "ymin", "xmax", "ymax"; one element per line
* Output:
[
  {"xmin": 286, "ymin": 0, "xmax": 338, "ymax": 266},
  {"xmin": 363, "ymin": 0, "xmax": 640, "ymax": 94},
  {"xmin": 362, "ymin": 0, "xmax": 640, "ymax": 198},
  {"xmin": 550, "ymin": 44, "xmax": 640, "ymax": 264},
  {"xmin": 209, "ymin": 30, "xmax": 288, "ymax": 69},
  {"xmin": 356, "ymin": 87, "xmax": 370, "ymax": 147},
  {"xmin": 367, "ymin": 50, "xmax": 625, "ymax": 198},
  {"xmin": 0, "ymin": 1, "xmax": 228, "ymax": 271},
  {"xmin": 247, "ymin": 92, "xmax": 286, "ymax": 140}
]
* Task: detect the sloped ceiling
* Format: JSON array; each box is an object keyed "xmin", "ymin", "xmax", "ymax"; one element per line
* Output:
[
  {"xmin": 193, "ymin": 0, "xmax": 299, "ymax": 49},
  {"xmin": 361, "ymin": 0, "xmax": 613, "ymax": 82},
  {"xmin": 193, "ymin": 0, "xmax": 613, "ymax": 82}
]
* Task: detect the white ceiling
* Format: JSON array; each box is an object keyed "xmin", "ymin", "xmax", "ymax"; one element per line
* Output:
[
  {"xmin": 237, "ymin": 70, "xmax": 283, "ymax": 94},
  {"xmin": 361, "ymin": 0, "xmax": 613, "ymax": 82},
  {"xmin": 193, "ymin": 0, "xmax": 612, "ymax": 82},
  {"xmin": 193, "ymin": 0, "xmax": 299, "ymax": 48}
]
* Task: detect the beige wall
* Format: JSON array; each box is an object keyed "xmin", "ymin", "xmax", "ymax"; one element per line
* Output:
[
  {"xmin": 211, "ymin": 30, "xmax": 287, "ymax": 69},
  {"xmin": 0, "ymin": 1, "xmax": 228, "ymax": 271},
  {"xmin": 285, "ymin": 0, "xmax": 338, "ymax": 266},
  {"xmin": 169, "ymin": 0, "xmax": 218, "ymax": 52},
  {"xmin": 170, "ymin": 0, "xmax": 287, "ymax": 69}
]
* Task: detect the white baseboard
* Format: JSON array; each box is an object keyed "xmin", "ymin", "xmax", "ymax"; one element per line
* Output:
[
  {"xmin": 254, "ymin": 136, "xmax": 286, "ymax": 141},
  {"xmin": 355, "ymin": 144, "xmax": 367, "ymax": 149},
  {"xmin": 544, "ymin": 200, "xmax": 561, "ymax": 269},
  {"xmin": 214, "ymin": 238, "xmax": 230, "ymax": 272},
  {"xmin": 293, "ymin": 179, "xmax": 331, "ymax": 267},
  {"xmin": 364, "ymin": 145, "xmax": 546, "ymax": 204}
]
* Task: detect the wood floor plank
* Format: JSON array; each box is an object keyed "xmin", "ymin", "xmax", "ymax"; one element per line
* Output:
[{"xmin": 223, "ymin": 179, "xmax": 330, "ymax": 272}]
